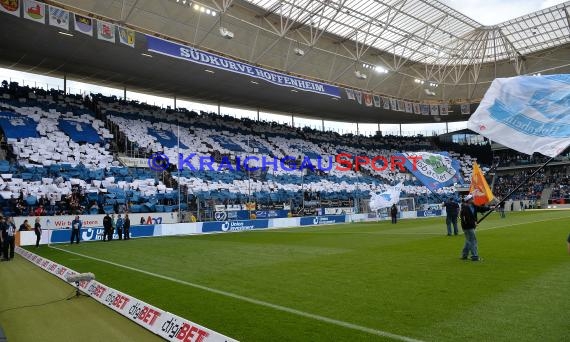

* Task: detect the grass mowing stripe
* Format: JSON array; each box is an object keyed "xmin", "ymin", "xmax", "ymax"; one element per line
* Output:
[{"xmin": 49, "ymin": 246, "xmax": 424, "ymax": 342}]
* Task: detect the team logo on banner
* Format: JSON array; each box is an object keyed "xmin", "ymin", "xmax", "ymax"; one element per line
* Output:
[
  {"xmin": 440, "ymin": 103, "xmax": 449, "ymax": 115},
  {"xmin": 413, "ymin": 103, "xmax": 421, "ymax": 114},
  {"xmin": 383, "ymin": 97, "xmax": 390, "ymax": 109},
  {"xmin": 373, "ymin": 95, "xmax": 381, "ymax": 107},
  {"xmin": 397, "ymin": 100, "xmax": 404, "ymax": 112},
  {"xmin": 421, "ymin": 104, "xmax": 430, "ymax": 115},
  {"xmin": 0, "ymin": 0, "xmax": 20, "ymax": 16},
  {"xmin": 74, "ymin": 13, "xmax": 93, "ymax": 36},
  {"xmin": 364, "ymin": 93, "xmax": 373, "ymax": 107},
  {"xmin": 118, "ymin": 26, "xmax": 135, "ymax": 47},
  {"xmin": 405, "ymin": 101, "xmax": 413, "ymax": 113},
  {"xmin": 397, "ymin": 152, "xmax": 462, "ymax": 191},
  {"xmin": 354, "ymin": 90, "xmax": 362, "ymax": 105},
  {"xmin": 345, "ymin": 88, "xmax": 355, "ymax": 100},
  {"xmin": 430, "ymin": 104, "xmax": 439, "ymax": 116},
  {"xmin": 23, "ymin": 0, "xmax": 43, "ymax": 22},
  {"xmin": 461, "ymin": 103, "xmax": 471, "ymax": 115},
  {"xmin": 97, "ymin": 20, "xmax": 115, "ymax": 43},
  {"xmin": 48, "ymin": 5, "xmax": 69, "ymax": 30},
  {"xmin": 389, "ymin": 98, "xmax": 397, "ymax": 110}
]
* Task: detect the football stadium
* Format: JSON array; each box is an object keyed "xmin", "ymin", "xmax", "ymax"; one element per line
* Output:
[{"xmin": 0, "ymin": 0, "xmax": 569, "ymax": 341}]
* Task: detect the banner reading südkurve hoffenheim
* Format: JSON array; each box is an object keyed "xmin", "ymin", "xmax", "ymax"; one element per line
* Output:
[
  {"xmin": 145, "ymin": 35, "xmax": 341, "ymax": 98},
  {"xmin": 396, "ymin": 152, "xmax": 463, "ymax": 191},
  {"xmin": 468, "ymin": 74, "xmax": 570, "ymax": 157}
]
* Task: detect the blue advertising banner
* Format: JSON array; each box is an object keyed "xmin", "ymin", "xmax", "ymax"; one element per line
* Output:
[
  {"xmin": 417, "ymin": 210, "xmax": 443, "ymax": 217},
  {"xmin": 255, "ymin": 210, "xmax": 290, "ymax": 219},
  {"xmin": 214, "ymin": 210, "xmax": 250, "ymax": 221},
  {"xmin": 146, "ymin": 35, "xmax": 341, "ymax": 98},
  {"xmin": 49, "ymin": 225, "xmax": 156, "ymax": 243},
  {"xmin": 202, "ymin": 219, "xmax": 269, "ymax": 233},
  {"xmin": 299, "ymin": 215, "xmax": 346, "ymax": 226}
]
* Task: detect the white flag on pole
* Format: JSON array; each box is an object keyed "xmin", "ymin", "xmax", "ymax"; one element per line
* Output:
[{"xmin": 467, "ymin": 75, "xmax": 570, "ymax": 157}]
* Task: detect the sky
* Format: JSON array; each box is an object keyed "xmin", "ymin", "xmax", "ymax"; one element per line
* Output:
[{"xmin": 441, "ymin": 0, "xmax": 566, "ymax": 25}]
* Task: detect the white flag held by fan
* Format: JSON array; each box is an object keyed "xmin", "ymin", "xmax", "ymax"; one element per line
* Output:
[
  {"xmin": 468, "ymin": 74, "xmax": 570, "ymax": 157},
  {"xmin": 369, "ymin": 183, "xmax": 402, "ymax": 211}
]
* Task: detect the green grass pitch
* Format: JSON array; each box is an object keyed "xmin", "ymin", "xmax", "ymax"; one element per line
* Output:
[{"xmin": 21, "ymin": 211, "xmax": 570, "ymax": 341}]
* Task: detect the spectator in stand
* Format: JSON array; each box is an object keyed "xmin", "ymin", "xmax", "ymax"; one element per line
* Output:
[
  {"xmin": 140, "ymin": 216, "xmax": 145, "ymax": 225},
  {"xmin": 34, "ymin": 217, "xmax": 42, "ymax": 248},
  {"xmin": 444, "ymin": 198, "xmax": 459, "ymax": 236},
  {"xmin": 34, "ymin": 205, "xmax": 45, "ymax": 216},
  {"xmin": 123, "ymin": 214, "xmax": 130, "ymax": 240}
]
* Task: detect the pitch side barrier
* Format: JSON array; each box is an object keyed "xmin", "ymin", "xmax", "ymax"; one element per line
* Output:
[
  {"xmin": 17, "ymin": 210, "xmax": 446, "ymax": 246},
  {"xmin": 15, "ymin": 247, "xmax": 237, "ymax": 342}
]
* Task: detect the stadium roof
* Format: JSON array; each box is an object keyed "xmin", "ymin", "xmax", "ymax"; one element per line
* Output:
[
  {"xmin": 1, "ymin": 0, "xmax": 570, "ymax": 124},
  {"xmin": 242, "ymin": 0, "xmax": 570, "ymax": 65}
]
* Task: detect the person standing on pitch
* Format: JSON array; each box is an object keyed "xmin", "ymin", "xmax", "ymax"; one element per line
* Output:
[
  {"xmin": 70, "ymin": 216, "xmax": 82, "ymax": 244},
  {"xmin": 1, "ymin": 216, "xmax": 16, "ymax": 261},
  {"xmin": 103, "ymin": 213, "xmax": 112, "ymax": 242},
  {"xmin": 123, "ymin": 214, "xmax": 130, "ymax": 240},
  {"xmin": 111, "ymin": 214, "xmax": 116, "ymax": 240},
  {"xmin": 390, "ymin": 204, "xmax": 398, "ymax": 224},
  {"xmin": 460, "ymin": 195, "xmax": 491, "ymax": 261},
  {"xmin": 499, "ymin": 201, "xmax": 506, "ymax": 218},
  {"xmin": 34, "ymin": 217, "xmax": 42, "ymax": 247},
  {"xmin": 567, "ymin": 233, "xmax": 570, "ymax": 255},
  {"xmin": 116, "ymin": 214, "xmax": 124, "ymax": 240},
  {"xmin": 444, "ymin": 198, "xmax": 459, "ymax": 236}
]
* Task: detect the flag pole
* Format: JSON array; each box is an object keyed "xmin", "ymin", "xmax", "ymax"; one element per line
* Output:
[{"xmin": 477, "ymin": 156, "xmax": 556, "ymax": 224}]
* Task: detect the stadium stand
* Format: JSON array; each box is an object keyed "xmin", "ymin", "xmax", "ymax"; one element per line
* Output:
[{"xmin": 5, "ymin": 81, "xmax": 549, "ymax": 218}]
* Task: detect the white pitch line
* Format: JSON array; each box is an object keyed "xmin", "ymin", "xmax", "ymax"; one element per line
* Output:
[
  {"xmin": 49, "ymin": 246, "xmax": 423, "ymax": 342},
  {"xmin": 260, "ymin": 215, "xmax": 570, "ymax": 237}
]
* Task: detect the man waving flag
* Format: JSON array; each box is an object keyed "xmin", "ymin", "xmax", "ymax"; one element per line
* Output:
[
  {"xmin": 467, "ymin": 74, "xmax": 570, "ymax": 157},
  {"xmin": 469, "ymin": 163, "xmax": 494, "ymax": 205}
]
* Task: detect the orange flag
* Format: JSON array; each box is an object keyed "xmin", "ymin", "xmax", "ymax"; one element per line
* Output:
[{"xmin": 469, "ymin": 162, "xmax": 495, "ymax": 205}]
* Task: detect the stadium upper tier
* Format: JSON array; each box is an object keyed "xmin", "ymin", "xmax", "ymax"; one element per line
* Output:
[{"xmin": 0, "ymin": 81, "xmax": 548, "ymax": 217}]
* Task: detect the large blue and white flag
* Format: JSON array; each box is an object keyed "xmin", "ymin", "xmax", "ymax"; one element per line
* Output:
[
  {"xmin": 395, "ymin": 152, "xmax": 463, "ymax": 191},
  {"xmin": 468, "ymin": 74, "xmax": 570, "ymax": 157},
  {"xmin": 369, "ymin": 183, "xmax": 402, "ymax": 211}
]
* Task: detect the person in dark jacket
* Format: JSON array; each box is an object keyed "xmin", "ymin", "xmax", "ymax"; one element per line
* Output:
[
  {"xmin": 103, "ymin": 213, "xmax": 112, "ymax": 242},
  {"xmin": 390, "ymin": 204, "xmax": 398, "ymax": 224},
  {"xmin": 116, "ymin": 214, "xmax": 124, "ymax": 240},
  {"xmin": 70, "ymin": 216, "xmax": 82, "ymax": 244},
  {"xmin": 34, "ymin": 217, "xmax": 42, "ymax": 248},
  {"xmin": 123, "ymin": 214, "xmax": 131, "ymax": 240},
  {"xmin": 444, "ymin": 198, "xmax": 459, "ymax": 236},
  {"xmin": 1, "ymin": 216, "xmax": 16, "ymax": 261},
  {"xmin": 460, "ymin": 195, "xmax": 491, "ymax": 261}
]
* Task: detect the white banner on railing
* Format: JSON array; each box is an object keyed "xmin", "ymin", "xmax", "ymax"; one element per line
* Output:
[
  {"xmin": 16, "ymin": 247, "xmax": 237, "ymax": 342},
  {"xmin": 14, "ymin": 212, "xmax": 177, "ymax": 230}
]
